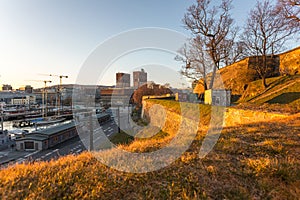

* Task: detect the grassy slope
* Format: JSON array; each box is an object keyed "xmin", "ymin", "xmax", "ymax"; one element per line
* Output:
[
  {"xmin": 0, "ymin": 102, "xmax": 300, "ymax": 199},
  {"xmin": 238, "ymin": 75, "xmax": 300, "ymax": 113}
]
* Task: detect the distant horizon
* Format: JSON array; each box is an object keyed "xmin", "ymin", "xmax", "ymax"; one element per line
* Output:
[{"xmin": 2, "ymin": 44, "xmax": 300, "ymax": 91}]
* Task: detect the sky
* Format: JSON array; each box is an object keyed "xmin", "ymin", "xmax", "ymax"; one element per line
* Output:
[{"xmin": 0, "ymin": 0, "xmax": 296, "ymax": 89}]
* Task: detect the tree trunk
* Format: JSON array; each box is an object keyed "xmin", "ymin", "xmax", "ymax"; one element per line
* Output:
[
  {"xmin": 203, "ymin": 77, "xmax": 208, "ymax": 91},
  {"xmin": 209, "ymin": 65, "xmax": 217, "ymax": 89},
  {"xmin": 262, "ymin": 76, "xmax": 268, "ymax": 89}
]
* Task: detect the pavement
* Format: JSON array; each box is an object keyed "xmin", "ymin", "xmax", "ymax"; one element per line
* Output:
[{"xmin": 0, "ymin": 147, "xmax": 30, "ymax": 166}]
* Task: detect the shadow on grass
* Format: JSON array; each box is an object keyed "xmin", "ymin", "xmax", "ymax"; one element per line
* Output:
[{"xmin": 266, "ymin": 92, "xmax": 300, "ymax": 104}]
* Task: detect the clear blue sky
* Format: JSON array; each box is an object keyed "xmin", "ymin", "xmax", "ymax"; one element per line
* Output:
[{"xmin": 0, "ymin": 0, "xmax": 293, "ymax": 89}]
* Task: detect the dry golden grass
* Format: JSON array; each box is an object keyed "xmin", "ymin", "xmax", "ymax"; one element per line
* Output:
[{"xmin": 0, "ymin": 114, "xmax": 299, "ymax": 199}]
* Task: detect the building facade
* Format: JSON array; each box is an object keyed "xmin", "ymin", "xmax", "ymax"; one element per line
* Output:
[
  {"xmin": 116, "ymin": 73, "xmax": 130, "ymax": 88},
  {"xmin": 15, "ymin": 122, "xmax": 77, "ymax": 151},
  {"xmin": 2, "ymin": 84, "xmax": 12, "ymax": 91},
  {"xmin": 11, "ymin": 95, "xmax": 36, "ymax": 105},
  {"xmin": 133, "ymin": 69, "xmax": 147, "ymax": 89},
  {"xmin": 25, "ymin": 85, "xmax": 33, "ymax": 93},
  {"xmin": 204, "ymin": 89, "xmax": 231, "ymax": 106}
]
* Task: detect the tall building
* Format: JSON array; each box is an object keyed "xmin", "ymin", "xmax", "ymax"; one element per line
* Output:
[
  {"xmin": 116, "ymin": 72, "xmax": 130, "ymax": 88},
  {"xmin": 133, "ymin": 69, "xmax": 147, "ymax": 89}
]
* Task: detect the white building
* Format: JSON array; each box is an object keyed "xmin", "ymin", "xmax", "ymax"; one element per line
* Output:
[
  {"xmin": 11, "ymin": 95, "xmax": 36, "ymax": 105},
  {"xmin": 204, "ymin": 89, "xmax": 231, "ymax": 106}
]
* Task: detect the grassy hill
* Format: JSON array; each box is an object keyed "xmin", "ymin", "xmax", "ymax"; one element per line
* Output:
[
  {"xmin": 193, "ymin": 46, "xmax": 300, "ymax": 102},
  {"xmin": 1, "ymin": 102, "xmax": 300, "ymax": 199},
  {"xmin": 237, "ymin": 75, "xmax": 300, "ymax": 114}
]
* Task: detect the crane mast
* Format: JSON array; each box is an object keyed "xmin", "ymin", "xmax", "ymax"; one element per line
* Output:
[{"xmin": 49, "ymin": 74, "xmax": 68, "ymax": 116}]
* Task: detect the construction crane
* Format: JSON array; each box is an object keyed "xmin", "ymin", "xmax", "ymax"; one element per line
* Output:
[
  {"xmin": 38, "ymin": 74, "xmax": 69, "ymax": 115},
  {"xmin": 47, "ymin": 74, "xmax": 68, "ymax": 116},
  {"xmin": 27, "ymin": 80, "xmax": 52, "ymax": 117}
]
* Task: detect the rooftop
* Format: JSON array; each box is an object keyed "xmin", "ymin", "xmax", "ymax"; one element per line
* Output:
[
  {"xmin": 31, "ymin": 121, "xmax": 76, "ymax": 136},
  {"xmin": 16, "ymin": 134, "xmax": 48, "ymax": 141}
]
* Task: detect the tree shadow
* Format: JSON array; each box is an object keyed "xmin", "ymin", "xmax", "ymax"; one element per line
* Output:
[{"xmin": 266, "ymin": 92, "xmax": 300, "ymax": 104}]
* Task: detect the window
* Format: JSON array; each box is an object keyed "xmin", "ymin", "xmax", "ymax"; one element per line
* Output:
[
  {"xmin": 24, "ymin": 141, "xmax": 34, "ymax": 149},
  {"xmin": 216, "ymin": 97, "xmax": 220, "ymax": 105},
  {"xmin": 35, "ymin": 143, "xmax": 39, "ymax": 150},
  {"xmin": 212, "ymin": 96, "xmax": 216, "ymax": 104}
]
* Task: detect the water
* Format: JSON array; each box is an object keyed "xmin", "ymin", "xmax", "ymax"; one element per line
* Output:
[
  {"xmin": 2, "ymin": 120, "xmax": 73, "ymax": 133},
  {"xmin": 2, "ymin": 121, "xmax": 35, "ymax": 132}
]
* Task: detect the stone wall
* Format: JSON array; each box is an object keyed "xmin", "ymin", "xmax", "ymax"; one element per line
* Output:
[
  {"xmin": 141, "ymin": 100, "xmax": 199, "ymax": 136},
  {"xmin": 224, "ymin": 108, "xmax": 289, "ymax": 127},
  {"xmin": 142, "ymin": 100, "xmax": 289, "ymax": 132},
  {"xmin": 279, "ymin": 47, "xmax": 300, "ymax": 75}
]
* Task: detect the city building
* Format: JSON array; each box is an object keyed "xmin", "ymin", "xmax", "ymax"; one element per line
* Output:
[
  {"xmin": 0, "ymin": 130, "xmax": 8, "ymax": 146},
  {"xmin": 11, "ymin": 95, "xmax": 36, "ymax": 105},
  {"xmin": 100, "ymin": 88, "xmax": 134, "ymax": 105},
  {"xmin": 0, "ymin": 91, "xmax": 37, "ymax": 105},
  {"xmin": 116, "ymin": 72, "xmax": 130, "ymax": 88},
  {"xmin": 133, "ymin": 69, "xmax": 147, "ymax": 89},
  {"xmin": 2, "ymin": 84, "xmax": 12, "ymax": 91},
  {"xmin": 15, "ymin": 122, "xmax": 77, "ymax": 151},
  {"xmin": 25, "ymin": 85, "xmax": 33, "ymax": 93},
  {"xmin": 15, "ymin": 114, "xmax": 110, "ymax": 151}
]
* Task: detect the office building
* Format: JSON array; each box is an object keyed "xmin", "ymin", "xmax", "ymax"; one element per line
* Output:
[
  {"xmin": 116, "ymin": 72, "xmax": 130, "ymax": 88},
  {"xmin": 133, "ymin": 69, "xmax": 147, "ymax": 89},
  {"xmin": 2, "ymin": 84, "xmax": 12, "ymax": 91}
]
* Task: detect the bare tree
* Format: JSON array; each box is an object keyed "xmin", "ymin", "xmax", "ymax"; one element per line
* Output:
[
  {"xmin": 175, "ymin": 37, "xmax": 212, "ymax": 91},
  {"xmin": 276, "ymin": 0, "xmax": 300, "ymax": 23},
  {"xmin": 182, "ymin": 0, "xmax": 235, "ymax": 89},
  {"xmin": 242, "ymin": 0, "xmax": 298, "ymax": 88}
]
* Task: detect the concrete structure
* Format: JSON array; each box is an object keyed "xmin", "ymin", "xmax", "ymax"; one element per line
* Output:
[
  {"xmin": 100, "ymin": 88, "xmax": 134, "ymax": 105},
  {"xmin": 11, "ymin": 95, "xmax": 36, "ymax": 105},
  {"xmin": 116, "ymin": 73, "xmax": 130, "ymax": 88},
  {"xmin": 175, "ymin": 93, "xmax": 188, "ymax": 102},
  {"xmin": 133, "ymin": 69, "xmax": 147, "ymax": 89},
  {"xmin": 175, "ymin": 92, "xmax": 199, "ymax": 102},
  {"xmin": 204, "ymin": 89, "xmax": 231, "ymax": 106}
]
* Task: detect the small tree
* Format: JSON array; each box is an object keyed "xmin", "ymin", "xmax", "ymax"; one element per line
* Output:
[{"xmin": 242, "ymin": 0, "xmax": 298, "ymax": 88}]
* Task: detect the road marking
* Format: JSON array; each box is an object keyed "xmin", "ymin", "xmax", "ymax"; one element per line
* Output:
[
  {"xmin": 16, "ymin": 158, "xmax": 25, "ymax": 163},
  {"xmin": 76, "ymin": 149, "xmax": 82, "ymax": 153},
  {"xmin": 24, "ymin": 150, "xmax": 41, "ymax": 158},
  {"xmin": 95, "ymin": 136, "xmax": 103, "ymax": 142},
  {"xmin": 52, "ymin": 149, "xmax": 59, "ymax": 153},
  {"xmin": 45, "ymin": 152, "xmax": 52, "ymax": 157}
]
